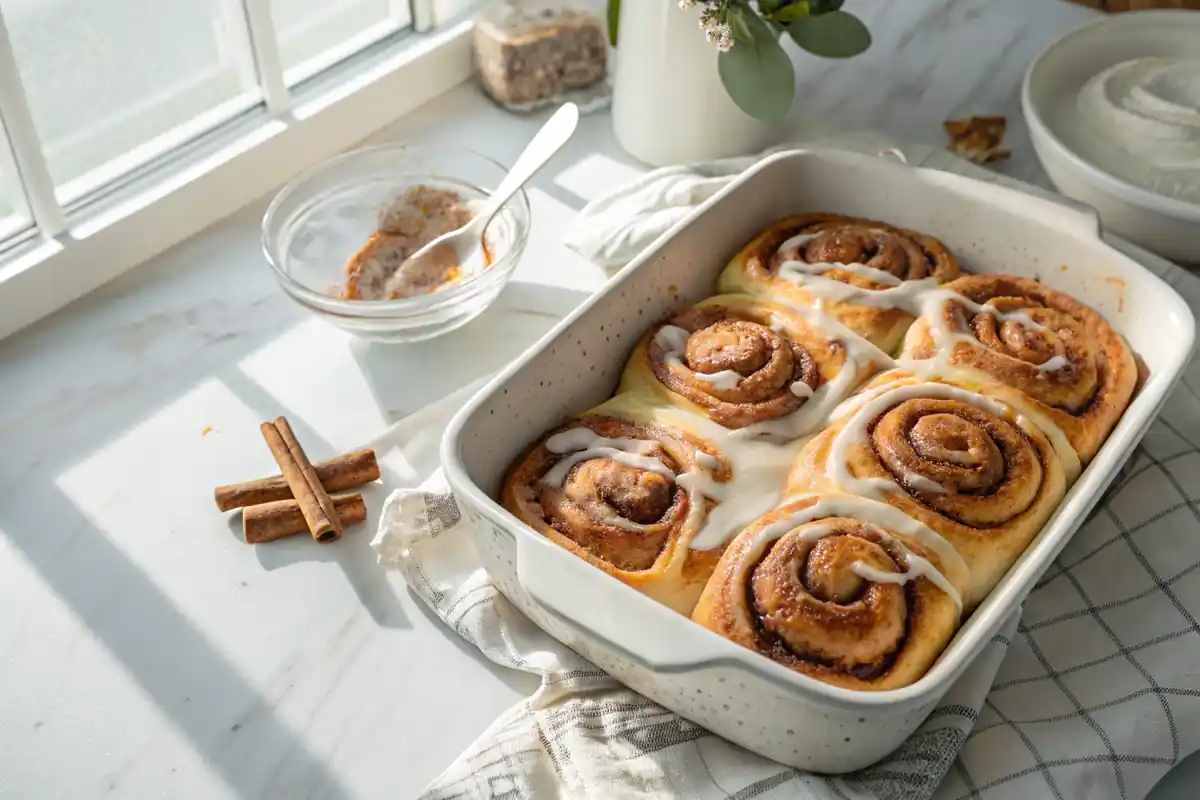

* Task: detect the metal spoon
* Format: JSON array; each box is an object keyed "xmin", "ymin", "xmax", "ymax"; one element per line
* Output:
[{"xmin": 390, "ymin": 102, "xmax": 580, "ymax": 288}]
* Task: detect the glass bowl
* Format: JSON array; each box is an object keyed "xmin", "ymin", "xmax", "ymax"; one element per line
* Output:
[{"xmin": 262, "ymin": 143, "xmax": 531, "ymax": 343}]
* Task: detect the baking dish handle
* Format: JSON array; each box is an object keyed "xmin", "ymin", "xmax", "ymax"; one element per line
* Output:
[{"xmin": 517, "ymin": 538, "xmax": 731, "ymax": 672}]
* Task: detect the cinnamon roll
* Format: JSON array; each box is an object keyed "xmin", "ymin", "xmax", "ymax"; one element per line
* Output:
[
  {"xmin": 692, "ymin": 494, "xmax": 969, "ymax": 691},
  {"xmin": 618, "ymin": 295, "xmax": 884, "ymax": 438},
  {"xmin": 900, "ymin": 274, "xmax": 1139, "ymax": 463},
  {"xmin": 716, "ymin": 214, "xmax": 960, "ymax": 353},
  {"xmin": 501, "ymin": 397, "xmax": 739, "ymax": 614},
  {"xmin": 788, "ymin": 371, "xmax": 1076, "ymax": 608}
]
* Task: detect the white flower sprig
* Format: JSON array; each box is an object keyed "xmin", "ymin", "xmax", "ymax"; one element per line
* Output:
[
  {"xmin": 678, "ymin": 1, "xmax": 735, "ymax": 52},
  {"xmin": 609, "ymin": 0, "xmax": 872, "ymax": 123}
]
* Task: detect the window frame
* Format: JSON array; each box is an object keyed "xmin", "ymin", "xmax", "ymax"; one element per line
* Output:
[{"xmin": 0, "ymin": 0, "xmax": 476, "ymax": 341}]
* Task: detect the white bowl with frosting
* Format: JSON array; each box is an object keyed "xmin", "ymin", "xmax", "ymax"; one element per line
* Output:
[{"xmin": 1024, "ymin": 10, "xmax": 1200, "ymax": 264}]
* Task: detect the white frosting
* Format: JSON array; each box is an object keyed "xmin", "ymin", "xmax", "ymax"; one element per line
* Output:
[
  {"xmin": 777, "ymin": 232, "xmax": 906, "ymax": 287},
  {"xmin": 657, "ymin": 407, "xmax": 802, "ymax": 551},
  {"xmin": 735, "ymin": 495, "xmax": 965, "ymax": 610},
  {"xmin": 825, "ymin": 381, "xmax": 1023, "ymax": 503},
  {"xmin": 653, "ymin": 325, "xmax": 745, "ymax": 390},
  {"xmin": 542, "ymin": 428, "xmax": 712, "ymax": 535},
  {"xmin": 905, "ymin": 473, "xmax": 949, "ymax": 494},
  {"xmin": 730, "ymin": 301, "xmax": 890, "ymax": 441},
  {"xmin": 850, "ymin": 552, "xmax": 959, "ymax": 611},
  {"xmin": 542, "ymin": 431, "xmax": 673, "ymax": 486},
  {"xmin": 893, "ymin": 359, "xmax": 1081, "ymax": 480},
  {"xmin": 789, "ymin": 380, "xmax": 814, "ymax": 398},
  {"xmin": 777, "ymin": 272, "xmax": 942, "ymax": 309},
  {"xmin": 691, "ymin": 369, "xmax": 744, "ymax": 390},
  {"xmin": 1034, "ymin": 355, "xmax": 1071, "ymax": 373},
  {"xmin": 1076, "ymin": 57, "xmax": 1200, "ymax": 203},
  {"xmin": 541, "ymin": 423, "xmax": 785, "ymax": 552}
]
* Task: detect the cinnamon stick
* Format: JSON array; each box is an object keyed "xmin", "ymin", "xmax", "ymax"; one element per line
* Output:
[
  {"xmin": 260, "ymin": 417, "xmax": 343, "ymax": 543},
  {"xmin": 214, "ymin": 449, "xmax": 378, "ymax": 511},
  {"xmin": 244, "ymin": 494, "xmax": 366, "ymax": 544}
]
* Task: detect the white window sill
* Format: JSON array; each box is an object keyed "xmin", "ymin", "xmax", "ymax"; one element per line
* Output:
[{"xmin": 0, "ymin": 19, "xmax": 475, "ymax": 342}]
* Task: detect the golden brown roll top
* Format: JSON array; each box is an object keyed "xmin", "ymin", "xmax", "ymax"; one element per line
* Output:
[
  {"xmin": 716, "ymin": 213, "xmax": 960, "ymax": 353},
  {"xmin": 618, "ymin": 294, "xmax": 884, "ymax": 438},
  {"xmin": 788, "ymin": 371, "xmax": 1075, "ymax": 609},
  {"xmin": 692, "ymin": 493, "xmax": 969, "ymax": 691},
  {"xmin": 499, "ymin": 211, "xmax": 1144, "ymax": 690},
  {"xmin": 900, "ymin": 274, "xmax": 1138, "ymax": 462},
  {"xmin": 501, "ymin": 397, "xmax": 742, "ymax": 614}
]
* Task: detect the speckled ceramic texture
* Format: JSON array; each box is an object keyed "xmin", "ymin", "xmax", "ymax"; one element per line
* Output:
[{"xmin": 442, "ymin": 149, "xmax": 1195, "ymax": 772}]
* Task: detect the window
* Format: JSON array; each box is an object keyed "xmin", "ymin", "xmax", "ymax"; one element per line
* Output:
[
  {"xmin": 272, "ymin": 0, "xmax": 413, "ymax": 84},
  {"xmin": 0, "ymin": 0, "xmax": 435, "ymax": 224},
  {"xmin": 0, "ymin": 118, "xmax": 30, "ymax": 240},
  {"xmin": 0, "ymin": 0, "xmax": 478, "ymax": 340},
  {"xmin": 1, "ymin": 0, "xmax": 261, "ymax": 200}
]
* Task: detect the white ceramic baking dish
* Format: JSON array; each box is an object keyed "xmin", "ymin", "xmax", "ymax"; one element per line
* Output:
[{"xmin": 442, "ymin": 149, "xmax": 1195, "ymax": 773}]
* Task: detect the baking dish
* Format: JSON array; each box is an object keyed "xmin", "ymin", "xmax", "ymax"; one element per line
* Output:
[{"xmin": 441, "ymin": 149, "xmax": 1195, "ymax": 772}]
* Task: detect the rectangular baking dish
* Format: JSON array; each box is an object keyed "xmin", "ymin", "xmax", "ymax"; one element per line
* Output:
[{"xmin": 441, "ymin": 149, "xmax": 1196, "ymax": 772}]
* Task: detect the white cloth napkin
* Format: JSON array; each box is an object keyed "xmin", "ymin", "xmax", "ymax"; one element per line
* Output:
[
  {"xmin": 372, "ymin": 150, "xmax": 1200, "ymax": 800},
  {"xmin": 562, "ymin": 132, "xmax": 923, "ymax": 271}
]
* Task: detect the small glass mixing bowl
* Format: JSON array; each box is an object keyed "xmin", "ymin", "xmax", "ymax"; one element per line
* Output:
[{"xmin": 262, "ymin": 143, "xmax": 531, "ymax": 343}]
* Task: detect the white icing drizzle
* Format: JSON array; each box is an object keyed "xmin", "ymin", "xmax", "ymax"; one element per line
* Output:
[
  {"xmin": 790, "ymin": 381, "xmax": 814, "ymax": 398},
  {"xmin": 778, "ymin": 273, "xmax": 942, "ymax": 308},
  {"xmin": 692, "ymin": 370, "xmax": 743, "ymax": 390},
  {"xmin": 909, "ymin": 287, "xmax": 1072, "ymax": 375},
  {"xmin": 1034, "ymin": 355, "xmax": 1071, "ymax": 373},
  {"xmin": 542, "ymin": 430, "xmax": 672, "ymax": 486},
  {"xmin": 824, "ymin": 381, "xmax": 1021, "ymax": 503},
  {"xmin": 893, "ymin": 360, "xmax": 1082, "ymax": 480},
  {"xmin": 850, "ymin": 552, "xmax": 960, "ymax": 612},
  {"xmin": 656, "ymin": 407, "xmax": 801, "ymax": 551},
  {"xmin": 542, "ymin": 429, "xmax": 691, "ymax": 534},
  {"xmin": 777, "ymin": 232, "xmax": 906, "ymax": 287},
  {"xmin": 730, "ymin": 301, "xmax": 891, "ymax": 441},
  {"xmin": 652, "ymin": 324, "xmax": 691, "ymax": 353},
  {"xmin": 904, "ymin": 473, "xmax": 949, "ymax": 494},
  {"xmin": 541, "ymin": 425, "xmax": 756, "ymax": 548},
  {"xmin": 775, "ymin": 238, "xmax": 1072, "ymax": 375},
  {"xmin": 735, "ymin": 495, "xmax": 965, "ymax": 609},
  {"xmin": 653, "ymin": 324, "xmax": 746, "ymax": 390},
  {"xmin": 601, "ymin": 515, "xmax": 655, "ymax": 532}
]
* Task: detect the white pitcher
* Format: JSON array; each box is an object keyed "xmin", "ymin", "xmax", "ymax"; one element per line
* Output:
[{"xmin": 611, "ymin": 2, "xmax": 778, "ymax": 166}]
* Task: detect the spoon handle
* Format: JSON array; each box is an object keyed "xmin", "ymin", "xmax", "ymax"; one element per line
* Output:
[{"xmin": 481, "ymin": 102, "xmax": 580, "ymax": 225}]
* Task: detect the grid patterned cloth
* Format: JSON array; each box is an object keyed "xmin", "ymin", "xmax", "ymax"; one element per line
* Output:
[{"xmin": 370, "ymin": 154, "xmax": 1200, "ymax": 799}]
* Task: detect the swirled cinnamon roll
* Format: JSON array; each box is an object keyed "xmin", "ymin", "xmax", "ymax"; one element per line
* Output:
[
  {"xmin": 501, "ymin": 397, "xmax": 739, "ymax": 614},
  {"xmin": 692, "ymin": 494, "xmax": 969, "ymax": 690},
  {"xmin": 788, "ymin": 371, "xmax": 1077, "ymax": 608},
  {"xmin": 716, "ymin": 214, "xmax": 959, "ymax": 353},
  {"xmin": 618, "ymin": 295, "xmax": 884, "ymax": 438},
  {"xmin": 899, "ymin": 274, "xmax": 1138, "ymax": 463}
]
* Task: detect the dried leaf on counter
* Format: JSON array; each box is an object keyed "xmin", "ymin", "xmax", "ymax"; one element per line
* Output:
[
  {"xmin": 1064, "ymin": 0, "xmax": 1199, "ymax": 11},
  {"xmin": 944, "ymin": 115, "xmax": 1011, "ymax": 165}
]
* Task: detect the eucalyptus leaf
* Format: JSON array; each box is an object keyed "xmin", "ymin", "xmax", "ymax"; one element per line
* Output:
[
  {"xmin": 606, "ymin": 0, "xmax": 620, "ymax": 46},
  {"xmin": 757, "ymin": 0, "xmax": 788, "ymax": 12},
  {"xmin": 788, "ymin": 10, "xmax": 870, "ymax": 58},
  {"xmin": 718, "ymin": 11, "xmax": 795, "ymax": 123}
]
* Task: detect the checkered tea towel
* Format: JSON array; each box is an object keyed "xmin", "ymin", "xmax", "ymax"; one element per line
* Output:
[{"xmin": 372, "ymin": 159, "xmax": 1200, "ymax": 800}]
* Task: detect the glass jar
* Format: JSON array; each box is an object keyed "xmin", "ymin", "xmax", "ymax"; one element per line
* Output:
[{"xmin": 472, "ymin": 0, "xmax": 611, "ymax": 114}]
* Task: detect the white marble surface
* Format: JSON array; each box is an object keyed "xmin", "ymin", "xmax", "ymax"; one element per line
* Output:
[{"xmin": 2, "ymin": 1, "xmax": 1195, "ymax": 797}]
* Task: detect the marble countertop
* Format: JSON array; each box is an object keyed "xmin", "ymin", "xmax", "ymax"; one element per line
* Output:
[{"xmin": 3, "ymin": 1, "xmax": 1194, "ymax": 797}]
